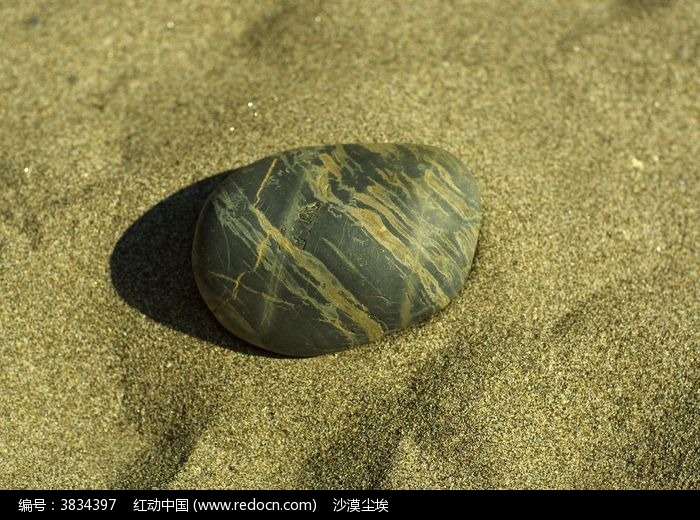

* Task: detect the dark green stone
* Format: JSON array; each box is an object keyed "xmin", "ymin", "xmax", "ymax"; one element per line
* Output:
[{"xmin": 192, "ymin": 143, "xmax": 481, "ymax": 356}]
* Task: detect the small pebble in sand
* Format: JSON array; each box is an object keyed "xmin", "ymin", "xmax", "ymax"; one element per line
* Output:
[{"xmin": 192, "ymin": 143, "xmax": 481, "ymax": 356}]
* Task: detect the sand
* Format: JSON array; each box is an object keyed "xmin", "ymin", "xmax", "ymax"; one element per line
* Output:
[{"xmin": 1, "ymin": 0, "xmax": 698, "ymax": 489}]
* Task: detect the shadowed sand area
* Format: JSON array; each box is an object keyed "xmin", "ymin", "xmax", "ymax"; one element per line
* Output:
[{"xmin": 1, "ymin": 0, "xmax": 698, "ymax": 488}]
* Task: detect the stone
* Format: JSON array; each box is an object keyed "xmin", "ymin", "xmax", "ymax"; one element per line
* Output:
[{"xmin": 192, "ymin": 143, "xmax": 481, "ymax": 356}]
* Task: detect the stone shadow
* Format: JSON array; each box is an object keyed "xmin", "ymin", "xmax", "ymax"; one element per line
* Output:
[{"xmin": 110, "ymin": 171, "xmax": 276, "ymax": 356}]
